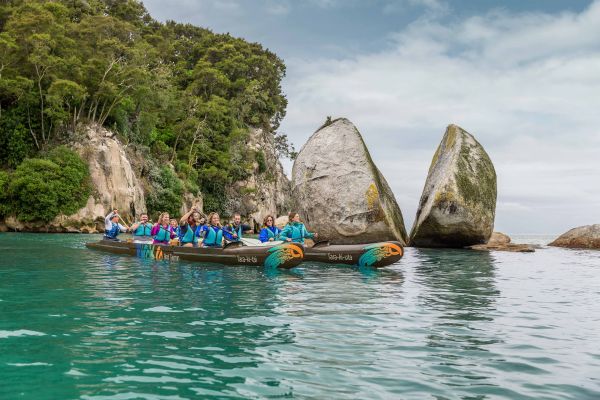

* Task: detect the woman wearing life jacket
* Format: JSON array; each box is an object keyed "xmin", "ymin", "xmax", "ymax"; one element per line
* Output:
[
  {"xmin": 278, "ymin": 212, "xmax": 318, "ymax": 244},
  {"xmin": 178, "ymin": 207, "xmax": 201, "ymax": 247},
  {"xmin": 151, "ymin": 212, "xmax": 175, "ymax": 245},
  {"xmin": 130, "ymin": 213, "xmax": 152, "ymax": 242},
  {"xmin": 259, "ymin": 215, "xmax": 280, "ymax": 243},
  {"xmin": 104, "ymin": 209, "xmax": 128, "ymax": 241},
  {"xmin": 197, "ymin": 212, "xmax": 224, "ymax": 248}
]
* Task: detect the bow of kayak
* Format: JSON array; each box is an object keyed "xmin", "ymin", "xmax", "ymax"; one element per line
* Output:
[{"xmin": 304, "ymin": 241, "xmax": 404, "ymax": 268}]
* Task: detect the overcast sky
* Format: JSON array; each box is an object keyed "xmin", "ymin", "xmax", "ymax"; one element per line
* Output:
[{"xmin": 143, "ymin": 0, "xmax": 600, "ymax": 235}]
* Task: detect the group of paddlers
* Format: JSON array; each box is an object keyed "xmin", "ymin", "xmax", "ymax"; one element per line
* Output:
[{"xmin": 104, "ymin": 208, "xmax": 318, "ymax": 247}]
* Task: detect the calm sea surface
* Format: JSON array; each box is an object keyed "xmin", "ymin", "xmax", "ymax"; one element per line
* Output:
[{"xmin": 1, "ymin": 233, "xmax": 599, "ymax": 399}]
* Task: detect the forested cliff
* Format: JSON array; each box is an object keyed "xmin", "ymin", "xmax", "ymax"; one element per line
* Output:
[{"xmin": 0, "ymin": 0, "xmax": 294, "ymax": 229}]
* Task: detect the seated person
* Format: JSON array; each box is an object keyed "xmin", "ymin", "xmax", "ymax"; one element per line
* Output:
[
  {"xmin": 259, "ymin": 215, "xmax": 280, "ymax": 243},
  {"xmin": 179, "ymin": 207, "xmax": 201, "ymax": 247},
  {"xmin": 104, "ymin": 209, "xmax": 128, "ymax": 241},
  {"xmin": 130, "ymin": 213, "xmax": 152, "ymax": 242},
  {"xmin": 193, "ymin": 210, "xmax": 206, "ymax": 227},
  {"xmin": 197, "ymin": 212, "xmax": 224, "ymax": 248},
  {"xmin": 279, "ymin": 212, "xmax": 318, "ymax": 244},
  {"xmin": 151, "ymin": 212, "xmax": 176, "ymax": 245},
  {"xmin": 223, "ymin": 213, "xmax": 252, "ymax": 243}
]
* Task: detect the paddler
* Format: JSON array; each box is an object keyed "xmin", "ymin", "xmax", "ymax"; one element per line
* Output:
[
  {"xmin": 151, "ymin": 212, "xmax": 176, "ymax": 245},
  {"xmin": 197, "ymin": 212, "xmax": 224, "ymax": 247},
  {"xmin": 130, "ymin": 213, "xmax": 152, "ymax": 242},
  {"xmin": 178, "ymin": 207, "xmax": 201, "ymax": 247},
  {"xmin": 104, "ymin": 209, "xmax": 128, "ymax": 241},
  {"xmin": 223, "ymin": 213, "xmax": 252, "ymax": 243},
  {"xmin": 279, "ymin": 212, "xmax": 318, "ymax": 244},
  {"xmin": 259, "ymin": 215, "xmax": 280, "ymax": 243}
]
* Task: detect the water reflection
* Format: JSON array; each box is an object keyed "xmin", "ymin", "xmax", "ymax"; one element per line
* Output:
[
  {"xmin": 415, "ymin": 249, "xmax": 499, "ymax": 321},
  {"xmin": 414, "ymin": 249, "xmax": 502, "ymax": 395}
]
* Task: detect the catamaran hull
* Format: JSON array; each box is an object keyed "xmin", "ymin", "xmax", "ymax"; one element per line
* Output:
[
  {"xmin": 85, "ymin": 240, "xmax": 304, "ymax": 269},
  {"xmin": 304, "ymin": 241, "xmax": 404, "ymax": 268}
]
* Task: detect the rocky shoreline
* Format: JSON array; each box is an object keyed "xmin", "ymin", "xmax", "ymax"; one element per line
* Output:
[{"xmin": 1, "ymin": 118, "xmax": 596, "ymax": 251}]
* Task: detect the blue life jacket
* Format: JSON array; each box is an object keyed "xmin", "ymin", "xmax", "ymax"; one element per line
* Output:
[
  {"xmin": 260, "ymin": 226, "xmax": 280, "ymax": 242},
  {"xmin": 203, "ymin": 226, "xmax": 223, "ymax": 247},
  {"xmin": 153, "ymin": 225, "xmax": 171, "ymax": 243},
  {"xmin": 180, "ymin": 224, "xmax": 198, "ymax": 245},
  {"xmin": 266, "ymin": 226, "xmax": 279, "ymax": 239},
  {"xmin": 133, "ymin": 223, "xmax": 152, "ymax": 237},
  {"xmin": 105, "ymin": 222, "xmax": 121, "ymax": 239}
]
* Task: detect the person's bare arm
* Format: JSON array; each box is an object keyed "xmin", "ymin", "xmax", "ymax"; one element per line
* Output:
[{"xmin": 179, "ymin": 208, "xmax": 195, "ymax": 224}]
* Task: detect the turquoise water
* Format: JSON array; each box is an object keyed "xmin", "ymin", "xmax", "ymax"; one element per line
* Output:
[{"xmin": 1, "ymin": 233, "xmax": 599, "ymax": 399}]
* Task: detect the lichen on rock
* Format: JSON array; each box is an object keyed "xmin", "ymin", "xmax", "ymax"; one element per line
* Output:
[{"xmin": 410, "ymin": 124, "xmax": 497, "ymax": 247}]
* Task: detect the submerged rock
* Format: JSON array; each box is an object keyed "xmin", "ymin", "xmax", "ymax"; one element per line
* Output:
[
  {"xmin": 468, "ymin": 232, "xmax": 535, "ymax": 252},
  {"xmin": 549, "ymin": 224, "xmax": 600, "ymax": 249},
  {"xmin": 291, "ymin": 118, "xmax": 408, "ymax": 245},
  {"xmin": 410, "ymin": 124, "xmax": 497, "ymax": 247},
  {"xmin": 487, "ymin": 232, "xmax": 511, "ymax": 246}
]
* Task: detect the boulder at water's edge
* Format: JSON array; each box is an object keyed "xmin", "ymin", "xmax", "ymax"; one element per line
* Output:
[
  {"xmin": 548, "ymin": 224, "xmax": 600, "ymax": 249},
  {"xmin": 292, "ymin": 118, "xmax": 408, "ymax": 245},
  {"xmin": 410, "ymin": 124, "xmax": 497, "ymax": 247}
]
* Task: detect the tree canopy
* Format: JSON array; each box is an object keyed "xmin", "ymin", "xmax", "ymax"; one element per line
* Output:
[{"xmin": 0, "ymin": 0, "xmax": 290, "ymax": 216}]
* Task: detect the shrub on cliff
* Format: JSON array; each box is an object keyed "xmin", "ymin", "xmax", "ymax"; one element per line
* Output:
[
  {"xmin": 7, "ymin": 147, "xmax": 91, "ymax": 222},
  {"xmin": 146, "ymin": 166, "xmax": 184, "ymax": 217}
]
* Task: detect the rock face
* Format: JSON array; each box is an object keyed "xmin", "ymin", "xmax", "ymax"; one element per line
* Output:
[
  {"xmin": 410, "ymin": 124, "xmax": 497, "ymax": 248},
  {"xmin": 1, "ymin": 124, "xmax": 147, "ymax": 233},
  {"xmin": 549, "ymin": 225, "xmax": 600, "ymax": 249},
  {"xmin": 227, "ymin": 127, "xmax": 291, "ymax": 229},
  {"xmin": 291, "ymin": 118, "xmax": 408, "ymax": 245}
]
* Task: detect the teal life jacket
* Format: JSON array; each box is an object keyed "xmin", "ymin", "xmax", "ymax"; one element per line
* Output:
[
  {"xmin": 228, "ymin": 223, "xmax": 243, "ymax": 241},
  {"xmin": 287, "ymin": 223, "xmax": 306, "ymax": 243},
  {"xmin": 181, "ymin": 224, "xmax": 198, "ymax": 245},
  {"xmin": 153, "ymin": 225, "xmax": 171, "ymax": 242},
  {"xmin": 203, "ymin": 226, "xmax": 223, "ymax": 247},
  {"xmin": 133, "ymin": 222, "xmax": 152, "ymax": 237}
]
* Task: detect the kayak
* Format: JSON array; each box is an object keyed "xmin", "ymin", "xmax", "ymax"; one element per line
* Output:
[
  {"xmin": 304, "ymin": 241, "xmax": 404, "ymax": 268},
  {"xmin": 85, "ymin": 240, "xmax": 304, "ymax": 269}
]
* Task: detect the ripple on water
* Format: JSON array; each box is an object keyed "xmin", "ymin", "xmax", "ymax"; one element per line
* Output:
[{"xmin": 0, "ymin": 330, "xmax": 46, "ymax": 339}]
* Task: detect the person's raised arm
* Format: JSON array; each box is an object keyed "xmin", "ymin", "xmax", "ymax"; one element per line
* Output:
[
  {"xmin": 180, "ymin": 207, "xmax": 195, "ymax": 225},
  {"xmin": 105, "ymin": 209, "xmax": 117, "ymax": 230}
]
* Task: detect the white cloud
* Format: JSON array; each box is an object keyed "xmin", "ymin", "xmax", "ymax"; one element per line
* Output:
[
  {"xmin": 280, "ymin": 1, "xmax": 600, "ymax": 234},
  {"xmin": 266, "ymin": 0, "xmax": 291, "ymax": 15}
]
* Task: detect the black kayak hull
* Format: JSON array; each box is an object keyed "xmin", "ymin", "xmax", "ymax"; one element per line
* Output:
[
  {"xmin": 85, "ymin": 240, "xmax": 304, "ymax": 269},
  {"xmin": 304, "ymin": 241, "xmax": 404, "ymax": 268}
]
